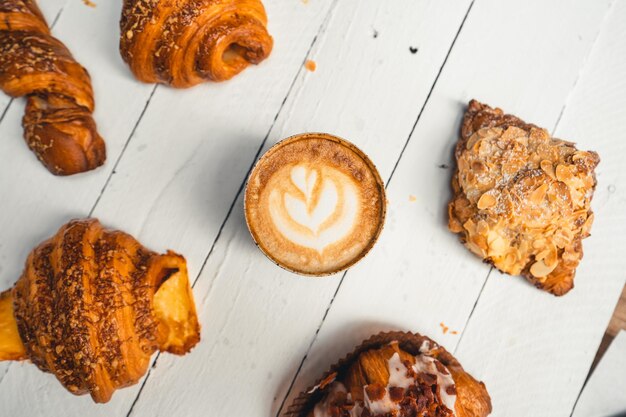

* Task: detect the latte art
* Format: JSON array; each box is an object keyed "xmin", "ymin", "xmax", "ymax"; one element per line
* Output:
[
  {"xmin": 268, "ymin": 165, "xmax": 360, "ymax": 253},
  {"xmin": 245, "ymin": 133, "xmax": 386, "ymax": 275}
]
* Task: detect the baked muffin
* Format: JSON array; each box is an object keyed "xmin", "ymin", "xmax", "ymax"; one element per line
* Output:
[{"xmin": 285, "ymin": 332, "xmax": 491, "ymax": 417}]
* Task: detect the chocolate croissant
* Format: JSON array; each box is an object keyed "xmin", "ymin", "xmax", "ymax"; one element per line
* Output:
[
  {"xmin": 448, "ymin": 100, "xmax": 599, "ymax": 296},
  {"xmin": 287, "ymin": 332, "xmax": 491, "ymax": 417},
  {"xmin": 0, "ymin": 219, "xmax": 200, "ymax": 403},
  {"xmin": 0, "ymin": 0, "xmax": 106, "ymax": 175},
  {"xmin": 119, "ymin": 0, "xmax": 273, "ymax": 88}
]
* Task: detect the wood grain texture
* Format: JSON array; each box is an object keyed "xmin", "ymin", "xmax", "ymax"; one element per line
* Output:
[
  {"xmin": 0, "ymin": 0, "xmax": 624, "ymax": 416},
  {"xmin": 455, "ymin": 1, "xmax": 626, "ymax": 416}
]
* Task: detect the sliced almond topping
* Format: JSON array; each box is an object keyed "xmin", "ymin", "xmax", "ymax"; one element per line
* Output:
[
  {"xmin": 477, "ymin": 193, "xmax": 497, "ymax": 210},
  {"xmin": 530, "ymin": 183, "xmax": 549, "ymax": 204},
  {"xmin": 555, "ymin": 164, "xmax": 572, "ymax": 182},
  {"xmin": 540, "ymin": 160, "xmax": 556, "ymax": 179},
  {"xmin": 530, "ymin": 259, "xmax": 557, "ymax": 278},
  {"xmin": 448, "ymin": 102, "xmax": 598, "ymax": 295}
]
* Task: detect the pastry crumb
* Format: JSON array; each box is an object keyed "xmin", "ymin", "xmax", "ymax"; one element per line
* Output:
[
  {"xmin": 440, "ymin": 322, "xmax": 458, "ymax": 335},
  {"xmin": 82, "ymin": 0, "xmax": 96, "ymax": 7},
  {"xmin": 305, "ymin": 60, "xmax": 316, "ymax": 72},
  {"xmin": 409, "ymin": 195, "xmax": 417, "ymax": 202}
]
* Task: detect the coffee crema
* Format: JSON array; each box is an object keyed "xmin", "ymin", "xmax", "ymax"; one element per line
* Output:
[{"xmin": 244, "ymin": 133, "xmax": 386, "ymax": 275}]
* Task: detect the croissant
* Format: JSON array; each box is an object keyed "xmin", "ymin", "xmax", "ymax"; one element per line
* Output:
[
  {"xmin": 448, "ymin": 100, "xmax": 599, "ymax": 296},
  {"xmin": 0, "ymin": 0, "xmax": 106, "ymax": 175},
  {"xmin": 286, "ymin": 332, "xmax": 491, "ymax": 417},
  {"xmin": 0, "ymin": 219, "xmax": 200, "ymax": 403},
  {"xmin": 119, "ymin": 0, "xmax": 273, "ymax": 87}
]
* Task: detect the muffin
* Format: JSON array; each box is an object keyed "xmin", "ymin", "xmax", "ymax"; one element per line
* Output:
[{"xmin": 285, "ymin": 331, "xmax": 491, "ymax": 417}]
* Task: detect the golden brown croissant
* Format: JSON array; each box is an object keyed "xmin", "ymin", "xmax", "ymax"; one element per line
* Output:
[
  {"xmin": 0, "ymin": 219, "xmax": 200, "ymax": 403},
  {"xmin": 287, "ymin": 332, "xmax": 491, "ymax": 417},
  {"xmin": 119, "ymin": 0, "xmax": 273, "ymax": 87},
  {"xmin": 0, "ymin": 0, "xmax": 106, "ymax": 175},
  {"xmin": 448, "ymin": 100, "xmax": 599, "ymax": 296}
]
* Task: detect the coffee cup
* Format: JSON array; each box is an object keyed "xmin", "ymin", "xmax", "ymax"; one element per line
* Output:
[{"xmin": 244, "ymin": 133, "xmax": 386, "ymax": 276}]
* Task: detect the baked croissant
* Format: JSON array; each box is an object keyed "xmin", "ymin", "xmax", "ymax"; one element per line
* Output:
[
  {"xmin": 0, "ymin": 0, "xmax": 106, "ymax": 175},
  {"xmin": 287, "ymin": 332, "xmax": 491, "ymax": 417},
  {"xmin": 448, "ymin": 100, "xmax": 599, "ymax": 296},
  {"xmin": 119, "ymin": 0, "xmax": 273, "ymax": 87},
  {"xmin": 0, "ymin": 219, "xmax": 200, "ymax": 403}
]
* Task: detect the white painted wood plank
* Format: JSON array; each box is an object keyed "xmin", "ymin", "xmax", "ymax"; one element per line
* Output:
[
  {"xmin": 455, "ymin": 1, "xmax": 626, "ymax": 415},
  {"xmin": 573, "ymin": 331, "xmax": 626, "ymax": 417},
  {"xmin": 123, "ymin": 2, "xmax": 475, "ymax": 417},
  {"xmin": 279, "ymin": 0, "xmax": 617, "ymax": 413},
  {"xmin": 0, "ymin": 0, "xmax": 338, "ymax": 416}
]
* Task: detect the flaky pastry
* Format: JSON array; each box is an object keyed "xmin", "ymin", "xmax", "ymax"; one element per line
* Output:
[
  {"xmin": 0, "ymin": 0, "xmax": 105, "ymax": 175},
  {"xmin": 120, "ymin": 0, "xmax": 273, "ymax": 87},
  {"xmin": 448, "ymin": 100, "xmax": 599, "ymax": 295},
  {"xmin": 0, "ymin": 219, "xmax": 200, "ymax": 403}
]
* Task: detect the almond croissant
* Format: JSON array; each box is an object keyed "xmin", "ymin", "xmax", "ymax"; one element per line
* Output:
[
  {"xmin": 119, "ymin": 0, "xmax": 273, "ymax": 87},
  {"xmin": 448, "ymin": 100, "xmax": 599, "ymax": 296},
  {"xmin": 0, "ymin": 219, "xmax": 200, "ymax": 403},
  {"xmin": 0, "ymin": 0, "xmax": 106, "ymax": 175},
  {"xmin": 287, "ymin": 332, "xmax": 491, "ymax": 417}
]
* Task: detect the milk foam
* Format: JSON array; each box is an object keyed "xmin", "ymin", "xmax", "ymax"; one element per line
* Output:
[{"xmin": 268, "ymin": 164, "xmax": 359, "ymax": 253}]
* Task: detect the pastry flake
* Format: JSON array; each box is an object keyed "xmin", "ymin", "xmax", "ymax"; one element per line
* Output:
[
  {"xmin": 0, "ymin": 219, "xmax": 200, "ymax": 403},
  {"xmin": 448, "ymin": 100, "xmax": 599, "ymax": 296}
]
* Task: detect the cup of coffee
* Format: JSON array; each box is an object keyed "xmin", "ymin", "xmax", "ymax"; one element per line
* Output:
[{"xmin": 244, "ymin": 133, "xmax": 386, "ymax": 276}]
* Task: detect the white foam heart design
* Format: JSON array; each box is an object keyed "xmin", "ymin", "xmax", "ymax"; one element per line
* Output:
[
  {"xmin": 284, "ymin": 166, "xmax": 337, "ymax": 234},
  {"xmin": 268, "ymin": 165, "xmax": 359, "ymax": 253}
]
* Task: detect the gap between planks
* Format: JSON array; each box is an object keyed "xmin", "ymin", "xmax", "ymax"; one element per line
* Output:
[
  {"xmin": 123, "ymin": 2, "xmax": 342, "ymax": 416},
  {"xmin": 274, "ymin": 1, "xmax": 477, "ymax": 415}
]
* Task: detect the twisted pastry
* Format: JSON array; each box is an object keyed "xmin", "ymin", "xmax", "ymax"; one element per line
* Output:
[
  {"xmin": 0, "ymin": 0, "xmax": 106, "ymax": 175},
  {"xmin": 287, "ymin": 332, "xmax": 491, "ymax": 417},
  {"xmin": 0, "ymin": 219, "xmax": 200, "ymax": 403},
  {"xmin": 120, "ymin": 0, "xmax": 273, "ymax": 87}
]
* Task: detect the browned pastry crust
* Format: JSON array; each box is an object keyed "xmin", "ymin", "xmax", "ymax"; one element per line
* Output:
[
  {"xmin": 285, "ymin": 331, "xmax": 492, "ymax": 417},
  {"xmin": 0, "ymin": 0, "xmax": 106, "ymax": 175},
  {"xmin": 0, "ymin": 219, "xmax": 200, "ymax": 403},
  {"xmin": 448, "ymin": 100, "xmax": 600, "ymax": 296},
  {"xmin": 120, "ymin": 0, "xmax": 273, "ymax": 88}
]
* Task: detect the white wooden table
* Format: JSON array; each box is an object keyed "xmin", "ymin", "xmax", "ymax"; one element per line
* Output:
[{"xmin": 1, "ymin": 1, "xmax": 625, "ymax": 416}]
